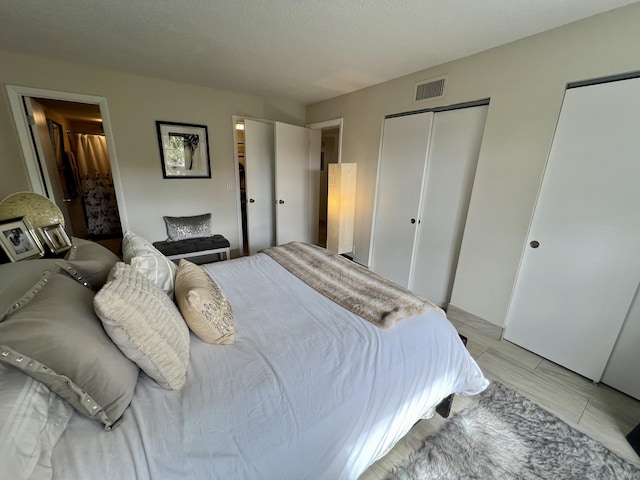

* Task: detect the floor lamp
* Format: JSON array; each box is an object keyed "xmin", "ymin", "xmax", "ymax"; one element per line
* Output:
[{"xmin": 326, "ymin": 163, "xmax": 357, "ymax": 254}]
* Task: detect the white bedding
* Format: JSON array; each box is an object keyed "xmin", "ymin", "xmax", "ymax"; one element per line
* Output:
[{"xmin": 51, "ymin": 253, "xmax": 488, "ymax": 479}]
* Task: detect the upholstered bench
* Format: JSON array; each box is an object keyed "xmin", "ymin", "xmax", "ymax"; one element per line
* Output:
[{"xmin": 153, "ymin": 235, "xmax": 230, "ymax": 265}]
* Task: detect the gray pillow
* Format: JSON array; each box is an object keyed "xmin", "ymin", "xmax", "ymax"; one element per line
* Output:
[
  {"xmin": 0, "ymin": 259, "xmax": 64, "ymax": 313},
  {"xmin": 163, "ymin": 213, "xmax": 212, "ymax": 242},
  {"xmin": 0, "ymin": 271, "xmax": 139, "ymax": 429},
  {"xmin": 64, "ymin": 237, "xmax": 120, "ymax": 289}
]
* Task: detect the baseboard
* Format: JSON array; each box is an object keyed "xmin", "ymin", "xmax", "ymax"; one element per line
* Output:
[{"xmin": 446, "ymin": 304, "xmax": 503, "ymax": 340}]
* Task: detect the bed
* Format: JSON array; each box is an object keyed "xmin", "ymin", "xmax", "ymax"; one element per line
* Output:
[{"xmin": 1, "ymin": 236, "xmax": 488, "ymax": 480}]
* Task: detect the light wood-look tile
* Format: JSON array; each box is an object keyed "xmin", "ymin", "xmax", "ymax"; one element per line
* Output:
[
  {"xmin": 456, "ymin": 323, "xmax": 543, "ymax": 370},
  {"xmin": 447, "ymin": 304, "xmax": 502, "ymax": 339},
  {"xmin": 535, "ymin": 359, "xmax": 640, "ymax": 427},
  {"xmin": 579, "ymin": 403, "xmax": 640, "ymax": 467},
  {"xmin": 476, "ymin": 348, "xmax": 588, "ymax": 424},
  {"xmin": 359, "ymin": 318, "xmax": 640, "ymax": 478}
]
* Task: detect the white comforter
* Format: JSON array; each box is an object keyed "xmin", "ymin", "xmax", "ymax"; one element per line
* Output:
[{"xmin": 51, "ymin": 253, "xmax": 488, "ymax": 479}]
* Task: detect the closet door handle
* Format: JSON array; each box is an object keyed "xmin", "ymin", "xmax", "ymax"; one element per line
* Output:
[
  {"xmin": 278, "ymin": 199, "xmax": 285, "ymax": 204},
  {"xmin": 530, "ymin": 240, "xmax": 540, "ymax": 248},
  {"xmin": 410, "ymin": 218, "xmax": 416, "ymax": 224},
  {"xmin": 249, "ymin": 198, "xmax": 255, "ymax": 203}
]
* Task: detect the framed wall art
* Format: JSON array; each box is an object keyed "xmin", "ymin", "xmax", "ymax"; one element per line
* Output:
[
  {"xmin": 156, "ymin": 121, "xmax": 211, "ymax": 178},
  {"xmin": 0, "ymin": 217, "xmax": 45, "ymax": 262}
]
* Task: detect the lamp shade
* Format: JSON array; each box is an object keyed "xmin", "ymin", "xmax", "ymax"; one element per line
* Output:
[{"xmin": 327, "ymin": 163, "xmax": 357, "ymax": 254}]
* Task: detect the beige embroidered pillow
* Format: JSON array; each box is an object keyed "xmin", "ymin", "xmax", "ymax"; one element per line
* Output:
[
  {"xmin": 94, "ymin": 263, "xmax": 190, "ymax": 390},
  {"xmin": 175, "ymin": 260, "xmax": 235, "ymax": 345}
]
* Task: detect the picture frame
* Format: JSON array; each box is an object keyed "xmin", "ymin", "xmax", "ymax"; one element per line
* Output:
[
  {"xmin": 156, "ymin": 121, "xmax": 211, "ymax": 178},
  {"xmin": 39, "ymin": 223, "xmax": 72, "ymax": 254},
  {"xmin": 0, "ymin": 217, "xmax": 45, "ymax": 262}
]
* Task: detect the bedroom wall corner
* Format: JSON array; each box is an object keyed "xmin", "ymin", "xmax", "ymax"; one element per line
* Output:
[{"xmin": 304, "ymin": 2, "xmax": 640, "ymax": 328}]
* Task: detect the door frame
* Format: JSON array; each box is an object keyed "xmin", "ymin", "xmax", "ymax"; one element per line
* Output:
[
  {"xmin": 5, "ymin": 85, "xmax": 129, "ymax": 231},
  {"xmin": 231, "ymin": 115, "xmax": 274, "ymax": 255},
  {"xmin": 306, "ymin": 118, "xmax": 344, "ymax": 249},
  {"xmin": 306, "ymin": 118, "xmax": 344, "ymax": 164}
]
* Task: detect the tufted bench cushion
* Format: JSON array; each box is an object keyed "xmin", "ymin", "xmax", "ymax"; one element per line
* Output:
[{"xmin": 153, "ymin": 235, "xmax": 230, "ymax": 264}]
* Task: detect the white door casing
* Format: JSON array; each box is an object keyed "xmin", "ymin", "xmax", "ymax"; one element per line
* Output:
[
  {"xmin": 370, "ymin": 112, "xmax": 434, "ymax": 287},
  {"xmin": 307, "ymin": 127, "xmax": 321, "ymax": 245},
  {"xmin": 244, "ymin": 120, "xmax": 275, "ymax": 255},
  {"xmin": 504, "ymin": 77, "xmax": 640, "ymax": 382},
  {"xmin": 24, "ymin": 98, "xmax": 74, "ymax": 231},
  {"xmin": 5, "ymin": 85, "xmax": 129, "ymax": 232}
]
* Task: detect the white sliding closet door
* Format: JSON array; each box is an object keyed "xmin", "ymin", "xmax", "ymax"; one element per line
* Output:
[
  {"xmin": 410, "ymin": 106, "xmax": 487, "ymax": 306},
  {"xmin": 504, "ymin": 77, "xmax": 640, "ymax": 382},
  {"xmin": 371, "ymin": 112, "xmax": 433, "ymax": 287},
  {"xmin": 244, "ymin": 120, "xmax": 275, "ymax": 255}
]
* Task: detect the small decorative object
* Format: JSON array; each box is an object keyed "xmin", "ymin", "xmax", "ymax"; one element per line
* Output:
[
  {"xmin": 156, "ymin": 121, "xmax": 211, "ymax": 178},
  {"xmin": 39, "ymin": 223, "xmax": 72, "ymax": 254},
  {"xmin": 0, "ymin": 191, "xmax": 65, "ymax": 229},
  {"xmin": 0, "ymin": 217, "xmax": 44, "ymax": 262}
]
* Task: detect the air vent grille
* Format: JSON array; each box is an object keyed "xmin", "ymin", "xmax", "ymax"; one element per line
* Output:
[{"xmin": 414, "ymin": 77, "xmax": 446, "ymax": 102}]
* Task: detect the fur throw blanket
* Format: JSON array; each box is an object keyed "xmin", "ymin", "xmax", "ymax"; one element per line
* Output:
[{"xmin": 261, "ymin": 242, "xmax": 443, "ymax": 328}]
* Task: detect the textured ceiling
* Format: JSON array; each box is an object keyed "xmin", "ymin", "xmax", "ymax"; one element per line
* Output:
[{"xmin": 0, "ymin": 0, "xmax": 636, "ymax": 104}]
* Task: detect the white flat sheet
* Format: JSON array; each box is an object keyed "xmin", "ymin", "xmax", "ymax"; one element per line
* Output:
[{"xmin": 51, "ymin": 253, "xmax": 488, "ymax": 480}]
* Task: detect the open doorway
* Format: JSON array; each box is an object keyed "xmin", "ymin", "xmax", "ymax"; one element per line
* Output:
[
  {"xmin": 306, "ymin": 119, "xmax": 343, "ymax": 248},
  {"xmin": 232, "ymin": 116, "xmax": 323, "ymax": 256},
  {"xmin": 7, "ymin": 87, "xmax": 125, "ymax": 256}
]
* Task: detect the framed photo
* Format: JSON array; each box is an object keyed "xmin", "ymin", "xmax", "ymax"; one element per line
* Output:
[
  {"xmin": 0, "ymin": 217, "xmax": 44, "ymax": 262},
  {"xmin": 39, "ymin": 223, "xmax": 72, "ymax": 254},
  {"xmin": 156, "ymin": 121, "xmax": 211, "ymax": 178}
]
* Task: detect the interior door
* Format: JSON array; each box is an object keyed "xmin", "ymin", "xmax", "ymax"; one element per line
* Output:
[
  {"xmin": 274, "ymin": 122, "xmax": 320, "ymax": 245},
  {"xmin": 504, "ymin": 77, "xmax": 640, "ymax": 382},
  {"xmin": 370, "ymin": 112, "xmax": 433, "ymax": 287},
  {"xmin": 410, "ymin": 105, "xmax": 487, "ymax": 307},
  {"xmin": 24, "ymin": 98, "xmax": 73, "ymax": 231},
  {"xmin": 603, "ymin": 285, "xmax": 640, "ymax": 400},
  {"xmin": 244, "ymin": 120, "xmax": 275, "ymax": 254}
]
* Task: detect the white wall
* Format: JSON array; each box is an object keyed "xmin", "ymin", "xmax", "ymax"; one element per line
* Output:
[
  {"xmin": 306, "ymin": 3, "xmax": 640, "ymax": 327},
  {"xmin": 0, "ymin": 50, "xmax": 305, "ymax": 252}
]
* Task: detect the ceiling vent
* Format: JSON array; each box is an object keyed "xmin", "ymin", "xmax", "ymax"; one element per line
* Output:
[{"xmin": 414, "ymin": 76, "xmax": 447, "ymax": 102}]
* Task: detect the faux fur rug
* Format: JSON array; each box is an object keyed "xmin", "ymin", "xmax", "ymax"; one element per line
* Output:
[{"xmin": 387, "ymin": 382, "xmax": 640, "ymax": 480}]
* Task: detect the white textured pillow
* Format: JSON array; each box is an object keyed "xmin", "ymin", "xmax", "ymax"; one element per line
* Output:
[
  {"xmin": 94, "ymin": 263, "xmax": 190, "ymax": 390},
  {"xmin": 122, "ymin": 231, "xmax": 177, "ymax": 297},
  {"xmin": 0, "ymin": 363, "xmax": 73, "ymax": 480},
  {"xmin": 175, "ymin": 259, "xmax": 235, "ymax": 344}
]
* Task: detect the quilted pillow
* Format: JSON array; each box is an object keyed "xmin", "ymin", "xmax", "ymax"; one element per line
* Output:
[
  {"xmin": 163, "ymin": 213, "xmax": 212, "ymax": 242},
  {"xmin": 122, "ymin": 231, "xmax": 176, "ymax": 297},
  {"xmin": 0, "ymin": 271, "xmax": 139, "ymax": 429},
  {"xmin": 94, "ymin": 263, "xmax": 190, "ymax": 390},
  {"xmin": 174, "ymin": 259, "xmax": 235, "ymax": 345},
  {"xmin": 0, "ymin": 363, "xmax": 73, "ymax": 480}
]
